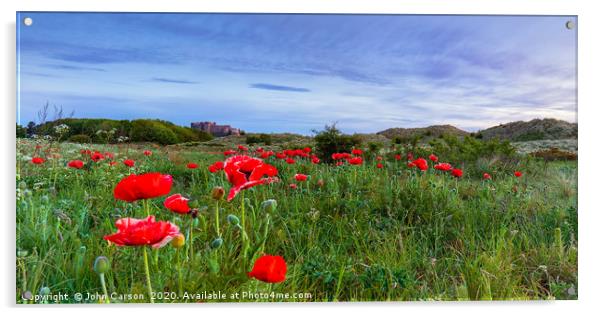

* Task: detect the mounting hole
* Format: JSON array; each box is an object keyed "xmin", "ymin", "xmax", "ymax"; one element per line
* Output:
[
  {"xmin": 23, "ymin": 17, "xmax": 33, "ymax": 26},
  {"xmin": 565, "ymin": 20, "xmax": 574, "ymax": 30}
]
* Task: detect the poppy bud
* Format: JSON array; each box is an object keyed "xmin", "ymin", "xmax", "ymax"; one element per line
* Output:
[
  {"xmin": 190, "ymin": 209, "xmax": 199, "ymax": 219},
  {"xmin": 93, "ymin": 256, "xmax": 110, "ymax": 275},
  {"xmin": 41, "ymin": 195, "xmax": 49, "ymax": 203},
  {"xmin": 19, "ymin": 181, "xmax": 27, "ymax": 190},
  {"xmin": 227, "ymin": 214, "xmax": 240, "ymax": 226},
  {"xmin": 188, "ymin": 200, "xmax": 200, "ymax": 209},
  {"xmin": 261, "ymin": 199, "xmax": 278, "ymax": 212},
  {"xmin": 171, "ymin": 233, "xmax": 186, "ymax": 249},
  {"xmin": 39, "ymin": 286, "xmax": 51, "ymax": 296},
  {"xmin": 210, "ymin": 237, "xmax": 223, "ymax": 249},
  {"xmin": 211, "ymin": 187, "xmax": 225, "ymax": 200}
]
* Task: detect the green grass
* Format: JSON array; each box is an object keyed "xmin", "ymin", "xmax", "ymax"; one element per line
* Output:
[{"xmin": 16, "ymin": 139, "xmax": 577, "ymax": 303}]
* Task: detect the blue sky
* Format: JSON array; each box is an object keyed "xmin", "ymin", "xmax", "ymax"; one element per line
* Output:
[{"xmin": 17, "ymin": 13, "xmax": 577, "ymax": 134}]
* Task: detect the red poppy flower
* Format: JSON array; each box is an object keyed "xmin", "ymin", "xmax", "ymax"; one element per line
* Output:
[
  {"xmin": 303, "ymin": 147, "xmax": 312, "ymax": 153},
  {"xmin": 186, "ymin": 162, "xmax": 198, "ymax": 169},
  {"xmin": 109, "ymin": 161, "xmax": 118, "ymax": 167},
  {"xmin": 143, "ymin": 150, "xmax": 152, "ymax": 156},
  {"xmin": 223, "ymin": 155, "xmax": 278, "ymax": 201},
  {"xmin": 256, "ymin": 147, "xmax": 264, "ymax": 153},
  {"xmin": 407, "ymin": 152, "xmax": 414, "ymax": 161},
  {"xmin": 285, "ymin": 157, "xmax": 296, "ymax": 164},
  {"xmin": 103, "ymin": 216, "xmax": 180, "ymax": 249},
  {"xmin": 429, "ymin": 154, "xmax": 438, "ymax": 162},
  {"xmin": 376, "ymin": 156, "xmax": 383, "ymax": 161},
  {"xmin": 275, "ymin": 152, "xmax": 286, "ymax": 159},
  {"xmin": 451, "ymin": 168, "xmax": 463, "ymax": 178},
  {"xmin": 311, "ymin": 156, "xmax": 320, "ymax": 164},
  {"xmin": 123, "ymin": 159, "xmax": 135, "ymax": 167},
  {"xmin": 332, "ymin": 152, "xmax": 351, "ymax": 160},
  {"xmin": 91, "ymin": 152, "xmax": 104, "ymax": 162},
  {"xmin": 163, "ymin": 194, "xmax": 190, "ymax": 214},
  {"xmin": 81, "ymin": 149, "xmax": 91, "ymax": 155},
  {"xmin": 514, "ymin": 171, "xmax": 523, "ymax": 177},
  {"xmin": 294, "ymin": 174, "xmax": 308, "ymax": 182},
  {"xmin": 407, "ymin": 162, "xmax": 416, "ymax": 168},
  {"xmin": 68, "ymin": 160, "xmax": 84, "ymax": 169},
  {"xmin": 224, "ymin": 150, "xmax": 236, "ymax": 156},
  {"xmin": 208, "ymin": 161, "xmax": 224, "ymax": 173},
  {"xmin": 237, "ymin": 145, "xmax": 248, "ymax": 152},
  {"xmin": 113, "ymin": 172, "xmax": 173, "ymax": 202},
  {"xmin": 335, "ymin": 161, "xmax": 345, "ymax": 166},
  {"xmin": 104, "ymin": 152, "xmax": 115, "ymax": 160},
  {"xmin": 412, "ymin": 158, "xmax": 428, "ymax": 171},
  {"xmin": 434, "ymin": 162, "xmax": 452, "ymax": 171},
  {"xmin": 289, "ymin": 183, "xmax": 298, "ymax": 189},
  {"xmin": 347, "ymin": 157, "xmax": 363, "ymax": 165},
  {"xmin": 395, "ymin": 154, "xmax": 402, "ymax": 161},
  {"xmin": 248, "ymin": 255, "xmax": 287, "ymax": 283},
  {"xmin": 483, "ymin": 173, "xmax": 492, "ymax": 180},
  {"xmin": 376, "ymin": 163, "xmax": 383, "ymax": 169},
  {"xmin": 31, "ymin": 157, "xmax": 45, "ymax": 164},
  {"xmin": 351, "ymin": 149, "xmax": 363, "ymax": 156}
]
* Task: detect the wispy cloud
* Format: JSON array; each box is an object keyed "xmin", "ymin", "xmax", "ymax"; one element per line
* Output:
[
  {"xmin": 151, "ymin": 77, "xmax": 199, "ymax": 84},
  {"xmin": 250, "ymin": 83, "xmax": 310, "ymax": 92},
  {"xmin": 43, "ymin": 64, "xmax": 106, "ymax": 72},
  {"xmin": 21, "ymin": 39, "xmax": 179, "ymax": 64}
]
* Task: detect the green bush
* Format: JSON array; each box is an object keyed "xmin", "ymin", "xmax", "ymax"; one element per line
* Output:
[
  {"xmin": 33, "ymin": 118, "xmax": 212, "ymax": 145},
  {"xmin": 130, "ymin": 120, "xmax": 179, "ymax": 145},
  {"xmin": 197, "ymin": 130, "xmax": 214, "ymax": 142},
  {"xmin": 246, "ymin": 134, "xmax": 261, "ymax": 145},
  {"xmin": 246, "ymin": 133, "xmax": 272, "ymax": 145},
  {"xmin": 313, "ymin": 124, "xmax": 362, "ymax": 162},
  {"xmin": 514, "ymin": 131, "xmax": 545, "ymax": 141},
  {"xmin": 427, "ymin": 135, "xmax": 518, "ymax": 176},
  {"xmin": 16, "ymin": 124, "xmax": 27, "ymax": 138},
  {"xmin": 68, "ymin": 134, "xmax": 92, "ymax": 143}
]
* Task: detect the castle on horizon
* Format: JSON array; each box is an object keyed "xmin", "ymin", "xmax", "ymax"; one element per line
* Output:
[{"xmin": 191, "ymin": 121, "xmax": 240, "ymax": 137}]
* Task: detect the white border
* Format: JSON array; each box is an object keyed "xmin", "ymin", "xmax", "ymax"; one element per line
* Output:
[{"xmin": 2, "ymin": 1, "xmax": 601, "ymax": 315}]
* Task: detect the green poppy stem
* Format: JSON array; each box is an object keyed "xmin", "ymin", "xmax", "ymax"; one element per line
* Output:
[
  {"xmin": 240, "ymin": 191, "xmax": 249, "ymax": 268},
  {"xmin": 99, "ymin": 273, "xmax": 110, "ymax": 304},
  {"xmin": 189, "ymin": 218, "xmax": 194, "ymax": 260},
  {"xmin": 143, "ymin": 199, "xmax": 150, "ymax": 217},
  {"xmin": 215, "ymin": 200, "xmax": 221, "ymax": 237},
  {"xmin": 142, "ymin": 246, "xmax": 154, "ymax": 303},
  {"xmin": 240, "ymin": 191, "xmax": 245, "ymax": 231},
  {"xmin": 176, "ymin": 249, "xmax": 183, "ymax": 297}
]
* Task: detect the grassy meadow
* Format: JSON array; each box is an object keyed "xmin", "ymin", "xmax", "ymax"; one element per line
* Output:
[{"xmin": 16, "ymin": 137, "xmax": 577, "ymax": 303}]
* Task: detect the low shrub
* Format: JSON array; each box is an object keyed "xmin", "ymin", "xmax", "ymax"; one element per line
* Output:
[
  {"xmin": 531, "ymin": 148, "xmax": 577, "ymax": 161},
  {"xmin": 68, "ymin": 134, "xmax": 92, "ymax": 143}
]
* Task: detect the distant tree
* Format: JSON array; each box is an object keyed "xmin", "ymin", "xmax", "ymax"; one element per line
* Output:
[
  {"xmin": 16, "ymin": 124, "xmax": 26, "ymax": 138},
  {"xmin": 26, "ymin": 121, "xmax": 37, "ymax": 136},
  {"xmin": 313, "ymin": 123, "xmax": 362, "ymax": 162}
]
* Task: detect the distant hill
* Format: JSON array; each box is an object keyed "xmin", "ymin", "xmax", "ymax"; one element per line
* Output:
[
  {"xmin": 478, "ymin": 118, "xmax": 577, "ymax": 141},
  {"xmin": 376, "ymin": 124, "xmax": 470, "ymax": 140}
]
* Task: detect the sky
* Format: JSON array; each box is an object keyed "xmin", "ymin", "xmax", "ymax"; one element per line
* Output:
[{"xmin": 16, "ymin": 13, "xmax": 577, "ymax": 135}]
